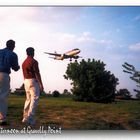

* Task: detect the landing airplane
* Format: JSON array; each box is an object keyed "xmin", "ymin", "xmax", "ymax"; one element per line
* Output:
[{"xmin": 44, "ymin": 48, "xmax": 81, "ymax": 61}]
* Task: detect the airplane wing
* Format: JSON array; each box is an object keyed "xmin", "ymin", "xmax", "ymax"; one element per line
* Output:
[{"xmin": 44, "ymin": 52, "xmax": 61, "ymax": 57}]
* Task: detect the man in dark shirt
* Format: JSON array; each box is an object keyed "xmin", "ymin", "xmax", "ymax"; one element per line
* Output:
[
  {"xmin": 22, "ymin": 47, "xmax": 44, "ymax": 125},
  {"xmin": 0, "ymin": 40, "xmax": 20, "ymax": 125}
]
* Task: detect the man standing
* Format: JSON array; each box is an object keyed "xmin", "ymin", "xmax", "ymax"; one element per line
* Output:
[
  {"xmin": 0, "ymin": 40, "xmax": 20, "ymax": 125},
  {"xmin": 22, "ymin": 47, "xmax": 44, "ymax": 125}
]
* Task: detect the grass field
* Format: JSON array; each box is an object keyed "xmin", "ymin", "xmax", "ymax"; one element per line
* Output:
[{"xmin": 5, "ymin": 95, "xmax": 140, "ymax": 130}]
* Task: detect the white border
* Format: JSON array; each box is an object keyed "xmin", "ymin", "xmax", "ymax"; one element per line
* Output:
[
  {"xmin": 0, "ymin": 1, "xmax": 139, "ymax": 140},
  {"xmin": 0, "ymin": 0, "xmax": 140, "ymax": 6}
]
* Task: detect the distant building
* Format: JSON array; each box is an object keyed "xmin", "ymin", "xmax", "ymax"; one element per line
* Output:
[
  {"xmin": 14, "ymin": 84, "xmax": 25, "ymax": 95},
  {"xmin": 115, "ymin": 95, "xmax": 125, "ymax": 100}
]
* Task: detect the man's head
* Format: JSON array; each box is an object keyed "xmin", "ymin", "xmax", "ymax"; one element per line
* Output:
[
  {"xmin": 6, "ymin": 40, "xmax": 15, "ymax": 51},
  {"xmin": 26, "ymin": 47, "xmax": 34, "ymax": 57}
]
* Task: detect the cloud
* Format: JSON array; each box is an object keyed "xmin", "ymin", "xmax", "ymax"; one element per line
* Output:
[
  {"xmin": 0, "ymin": 7, "xmax": 82, "ymax": 25},
  {"xmin": 36, "ymin": 31, "xmax": 113, "ymax": 52},
  {"xmin": 129, "ymin": 42, "xmax": 140, "ymax": 51},
  {"xmin": 76, "ymin": 32, "xmax": 113, "ymax": 47},
  {"xmin": 102, "ymin": 31, "xmax": 111, "ymax": 36},
  {"xmin": 0, "ymin": 7, "xmax": 113, "ymax": 51},
  {"xmin": 116, "ymin": 28, "xmax": 120, "ymax": 33},
  {"xmin": 77, "ymin": 32, "xmax": 95, "ymax": 43},
  {"xmin": 0, "ymin": 7, "xmax": 37, "ymax": 23},
  {"xmin": 99, "ymin": 39, "xmax": 113, "ymax": 45},
  {"xmin": 35, "ymin": 7, "xmax": 84, "ymax": 23},
  {"xmin": 133, "ymin": 15, "xmax": 140, "ymax": 21}
]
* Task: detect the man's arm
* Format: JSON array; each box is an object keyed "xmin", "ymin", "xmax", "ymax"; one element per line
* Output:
[
  {"xmin": 33, "ymin": 61, "xmax": 44, "ymax": 92},
  {"xmin": 11, "ymin": 53, "xmax": 20, "ymax": 71}
]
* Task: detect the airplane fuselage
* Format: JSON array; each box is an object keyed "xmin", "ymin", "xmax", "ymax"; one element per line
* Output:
[
  {"xmin": 44, "ymin": 48, "xmax": 81, "ymax": 61},
  {"xmin": 55, "ymin": 48, "xmax": 80, "ymax": 60},
  {"xmin": 65, "ymin": 49, "xmax": 80, "ymax": 56}
]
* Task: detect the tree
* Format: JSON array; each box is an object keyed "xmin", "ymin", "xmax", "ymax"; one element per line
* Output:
[
  {"xmin": 136, "ymin": 90, "xmax": 140, "ymax": 99},
  {"xmin": 122, "ymin": 62, "xmax": 140, "ymax": 99},
  {"xmin": 63, "ymin": 89, "xmax": 71, "ymax": 95},
  {"xmin": 52, "ymin": 90, "xmax": 60, "ymax": 97},
  {"xmin": 14, "ymin": 83, "xmax": 25, "ymax": 95},
  {"xmin": 62, "ymin": 89, "xmax": 72, "ymax": 97},
  {"xmin": 117, "ymin": 89, "xmax": 132, "ymax": 100},
  {"xmin": 64, "ymin": 59, "xmax": 119, "ymax": 103},
  {"xmin": 63, "ymin": 89, "xmax": 68, "ymax": 94}
]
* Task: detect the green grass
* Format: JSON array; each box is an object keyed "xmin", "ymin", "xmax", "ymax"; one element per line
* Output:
[{"xmin": 5, "ymin": 95, "xmax": 140, "ymax": 130}]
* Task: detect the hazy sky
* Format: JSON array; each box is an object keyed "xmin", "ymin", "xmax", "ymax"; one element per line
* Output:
[{"xmin": 0, "ymin": 7, "xmax": 140, "ymax": 96}]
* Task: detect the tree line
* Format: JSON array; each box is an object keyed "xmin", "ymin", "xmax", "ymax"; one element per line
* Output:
[{"xmin": 12, "ymin": 58, "xmax": 140, "ymax": 103}]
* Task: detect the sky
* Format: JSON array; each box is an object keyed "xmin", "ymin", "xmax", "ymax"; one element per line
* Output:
[{"xmin": 0, "ymin": 6, "xmax": 140, "ymax": 96}]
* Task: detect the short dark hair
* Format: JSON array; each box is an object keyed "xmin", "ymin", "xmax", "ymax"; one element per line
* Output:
[
  {"xmin": 26, "ymin": 47, "xmax": 34, "ymax": 56},
  {"xmin": 6, "ymin": 40, "xmax": 15, "ymax": 50}
]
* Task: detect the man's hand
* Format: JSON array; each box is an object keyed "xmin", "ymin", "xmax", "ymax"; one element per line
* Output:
[{"xmin": 39, "ymin": 84, "xmax": 44, "ymax": 93}]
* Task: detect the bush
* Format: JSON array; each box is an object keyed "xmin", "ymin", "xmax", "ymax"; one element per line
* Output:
[
  {"xmin": 52, "ymin": 90, "xmax": 60, "ymax": 97},
  {"xmin": 64, "ymin": 59, "xmax": 119, "ymax": 103},
  {"xmin": 116, "ymin": 89, "xmax": 132, "ymax": 100},
  {"xmin": 12, "ymin": 90, "xmax": 25, "ymax": 96}
]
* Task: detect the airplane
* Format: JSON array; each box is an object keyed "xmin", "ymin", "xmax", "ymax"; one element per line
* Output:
[{"xmin": 44, "ymin": 48, "xmax": 81, "ymax": 61}]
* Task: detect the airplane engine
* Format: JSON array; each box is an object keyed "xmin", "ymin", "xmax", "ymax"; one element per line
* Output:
[
  {"xmin": 74, "ymin": 56, "xmax": 79, "ymax": 59},
  {"xmin": 60, "ymin": 54, "xmax": 65, "ymax": 60}
]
